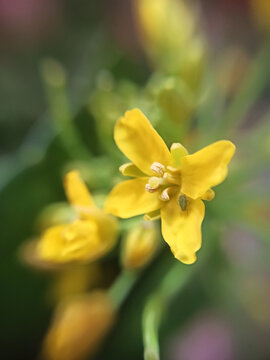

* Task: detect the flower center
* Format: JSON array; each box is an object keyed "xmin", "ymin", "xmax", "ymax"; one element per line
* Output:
[
  {"xmin": 61, "ymin": 221, "xmax": 98, "ymax": 256},
  {"xmin": 145, "ymin": 162, "xmax": 181, "ymax": 202}
]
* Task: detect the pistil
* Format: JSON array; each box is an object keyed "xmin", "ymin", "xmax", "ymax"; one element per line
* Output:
[{"xmin": 145, "ymin": 176, "xmax": 166, "ymax": 193}]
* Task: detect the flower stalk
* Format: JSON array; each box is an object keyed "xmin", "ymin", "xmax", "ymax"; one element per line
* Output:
[{"xmin": 40, "ymin": 58, "xmax": 92, "ymax": 160}]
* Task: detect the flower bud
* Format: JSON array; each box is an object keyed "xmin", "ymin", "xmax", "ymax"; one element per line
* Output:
[
  {"xmin": 42, "ymin": 291, "xmax": 115, "ymax": 360},
  {"xmin": 122, "ymin": 221, "xmax": 159, "ymax": 269},
  {"xmin": 250, "ymin": 0, "xmax": 270, "ymax": 31},
  {"xmin": 133, "ymin": 0, "xmax": 205, "ymax": 86}
]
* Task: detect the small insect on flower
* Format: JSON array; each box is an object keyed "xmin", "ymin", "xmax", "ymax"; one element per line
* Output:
[
  {"xmin": 105, "ymin": 109, "xmax": 235, "ymax": 264},
  {"xmin": 37, "ymin": 171, "xmax": 118, "ymax": 264}
]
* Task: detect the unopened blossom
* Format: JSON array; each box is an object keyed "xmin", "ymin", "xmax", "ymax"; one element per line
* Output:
[
  {"xmin": 105, "ymin": 109, "xmax": 235, "ymax": 264},
  {"xmin": 122, "ymin": 221, "xmax": 158, "ymax": 269},
  {"xmin": 43, "ymin": 291, "xmax": 115, "ymax": 360},
  {"xmin": 38, "ymin": 171, "xmax": 118, "ymax": 263}
]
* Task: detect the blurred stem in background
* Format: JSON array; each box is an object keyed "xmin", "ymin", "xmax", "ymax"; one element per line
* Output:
[
  {"xmin": 109, "ymin": 270, "xmax": 139, "ymax": 309},
  {"xmin": 40, "ymin": 59, "xmax": 92, "ymax": 161},
  {"xmin": 220, "ymin": 42, "xmax": 270, "ymax": 134},
  {"xmin": 142, "ymin": 263, "xmax": 197, "ymax": 360},
  {"xmin": 141, "ymin": 223, "xmax": 220, "ymax": 360},
  {"xmin": 143, "ymin": 295, "xmax": 163, "ymax": 360},
  {"xmin": 197, "ymin": 42, "xmax": 270, "ymax": 145}
]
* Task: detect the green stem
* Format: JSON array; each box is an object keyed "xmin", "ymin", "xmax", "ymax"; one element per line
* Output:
[
  {"xmin": 108, "ymin": 270, "xmax": 139, "ymax": 309},
  {"xmin": 142, "ymin": 262, "xmax": 197, "ymax": 360},
  {"xmin": 143, "ymin": 295, "xmax": 163, "ymax": 360},
  {"xmin": 40, "ymin": 58, "xmax": 92, "ymax": 160}
]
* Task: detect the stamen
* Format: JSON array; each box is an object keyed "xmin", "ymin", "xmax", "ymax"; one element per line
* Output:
[
  {"xmin": 150, "ymin": 162, "xmax": 165, "ymax": 176},
  {"xmin": 160, "ymin": 188, "xmax": 170, "ymax": 201},
  {"xmin": 160, "ymin": 186, "xmax": 178, "ymax": 202},
  {"xmin": 145, "ymin": 184, "xmax": 158, "ymax": 193},
  {"xmin": 145, "ymin": 176, "xmax": 166, "ymax": 192},
  {"xmin": 166, "ymin": 165, "xmax": 180, "ymax": 173},
  {"xmin": 163, "ymin": 172, "xmax": 181, "ymax": 186}
]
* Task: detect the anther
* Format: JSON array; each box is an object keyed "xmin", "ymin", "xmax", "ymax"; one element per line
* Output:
[
  {"xmin": 160, "ymin": 186, "xmax": 178, "ymax": 202},
  {"xmin": 145, "ymin": 184, "xmax": 158, "ymax": 193},
  {"xmin": 150, "ymin": 162, "xmax": 165, "ymax": 176},
  {"xmin": 160, "ymin": 188, "xmax": 170, "ymax": 201}
]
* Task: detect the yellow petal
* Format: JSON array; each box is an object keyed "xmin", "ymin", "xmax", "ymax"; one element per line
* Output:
[
  {"xmin": 114, "ymin": 109, "xmax": 172, "ymax": 175},
  {"xmin": 105, "ymin": 178, "xmax": 161, "ymax": 218},
  {"xmin": 161, "ymin": 196, "xmax": 205, "ymax": 264},
  {"xmin": 38, "ymin": 217, "xmax": 118, "ymax": 264},
  {"xmin": 38, "ymin": 224, "xmax": 70, "ymax": 262},
  {"xmin": 64, "ymin": 171, "xmax": 96, "ymax": 213},
  {"xmin": 181, "ymin": 140, "xmax": 235, "ymax": 199}
]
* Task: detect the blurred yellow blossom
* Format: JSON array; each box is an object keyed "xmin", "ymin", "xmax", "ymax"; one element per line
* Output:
[
  {"xmin": 38, "ymin": 171, "xmax": 118, "ymax": 263},
  {"xmin": 43, "ymin": 291, "xmax": 115, "ymax": 360},
  {"xmin": 122, "ymin": 221, "xmax": 158, "ymax": 269},
  {"xmin": 133, "ymin": 0, "xmax": 205, "ymax": 90},
  {"xmin": 19, "ymin": 239, "xmax": 62, "ymax": 271},
  {"xmin": 250, "ymin": 0, "xmax": 270, "ymax": 31},
  {"xmin": 105, "ymin": 109, "xmax": 235, "ymax": 264}
]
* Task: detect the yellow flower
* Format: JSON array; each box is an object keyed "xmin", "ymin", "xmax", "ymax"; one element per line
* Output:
[
  {"xmin": 38, "ymin": 171, "xmax": 118, "ymax": 263},
  {"xmin": 122, "ymin": 221, "xmax": 158, "ymax": 270},
  {"xmin": 133, "ymin": 0, "xmax": 205, "ymax": 88},
  {"xmin": 105, "ymin": 109, "xmax": 235, "ymax": 264},
  {"xmin": 42, "ymin": 291, "xmax": 115, "ymax": 360},
  {"xmin": 250, "ymin": 0, "xmax": 270, "ymax": 31}
]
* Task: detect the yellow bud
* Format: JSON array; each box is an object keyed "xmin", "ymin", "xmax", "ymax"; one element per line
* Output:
[
  {"xmin": 250, "ymin": 0, "xmax": 270, "ymax": 31},
  {"xmin": 170, "ymin": 142, "xmax": 189, "ymax": 167},
  {"xmin": 42, "ymin": 291, "xmax": 115, "ymax": 360},
  {"xmin": 201, "ymin": 189, "xmax": 215, "ymax": 202},
  {"xmin": 133, "ymin": 0, "xmax": 205, "ymax": 84},
  {"xmin": 122, "ymin": 222, "xmax": 159, "ymax": 269},
  {"xmin": 134, "ymin": 0, "xmax": 195, "ymax": 55}
]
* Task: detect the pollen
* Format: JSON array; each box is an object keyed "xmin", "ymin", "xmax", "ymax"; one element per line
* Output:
[
  {"xmin": 150, "ymin": 162, "xmax": 166, "ymax": 176},
  {"xmin": 160, "ymin": 186, "xmax": 178, "ymax": 202}
]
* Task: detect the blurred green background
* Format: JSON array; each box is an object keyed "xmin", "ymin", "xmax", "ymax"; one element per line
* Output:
[{"xmin": 1, "ymin": 0, "xmax": 270, "ymax": 359}]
